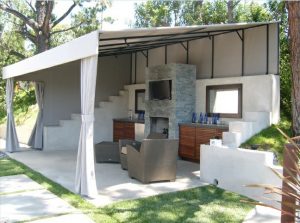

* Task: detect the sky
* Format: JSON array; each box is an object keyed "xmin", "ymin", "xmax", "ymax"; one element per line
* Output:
[{"xmin": 54, "ymin": 0, "xmax": 145, "ymax": 30}]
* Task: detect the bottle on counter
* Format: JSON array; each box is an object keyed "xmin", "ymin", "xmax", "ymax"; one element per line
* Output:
[
  {"xmin": 199, "ymin": 112, "xmax": 203, "ymax": 124},
  {"xmin": 128, "ymin": 109, "xmax": 133, "ymax": 120},
  {"xmin": 192, "ymin": 112, "xmax": 197, "ymax": 123},
  {"xmin": 204, "ymin": 113, "xmax": 208, "ymax": 124},
  {"xmin": 212, "ymin": 113, "xmax": 217, "ymax": 124},
  {"xmin": 216, "ymin": 113, "xmax": 221, "ymax": 125}
]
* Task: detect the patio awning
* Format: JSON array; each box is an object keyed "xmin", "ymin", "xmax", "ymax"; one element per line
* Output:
[
  {"xmin": 2, "ymin": 21, "xmax": 278, "ymax": 79},
  {"xmin": 98, "ymin": 21, "xmax": 278, "ymax": 57},
  {"xmin": 2, "ymin": 31, "xmax": 99, "ymax": 79}
]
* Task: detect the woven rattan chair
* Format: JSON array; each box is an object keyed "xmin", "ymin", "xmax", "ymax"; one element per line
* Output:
[{"xmin": 127, "ymin": 139, "xmax": 178, "ymax": 184}]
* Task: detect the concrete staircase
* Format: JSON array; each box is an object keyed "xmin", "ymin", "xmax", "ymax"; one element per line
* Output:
[
  {"xmin": 222, "ymin": 111, "xmax": 271, "ymax": 148},
  {"xmin": 43, "ymin": 90, "xmax": 129, "ymax": 150}
]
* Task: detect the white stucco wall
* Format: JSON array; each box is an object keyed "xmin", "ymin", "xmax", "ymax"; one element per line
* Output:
[
  {"xmin": 195, "ymin": 74, "xmax": 280, "ymax": 124},
  {"xmin": 16, "ymin": 60, "xmax": 81, "ymax": 126},
  {"xmin": 16, "ymin": 55, "xmax": 131, "ymax": 126},
  {"xmin": 125, "ymin": 84, "xmax": 146, "ymax": 114},
  {"xmin": 96, "ymin": 55, "xmax": 131, "ymax": 102},
  {"xmin": 200, "ymin": 145, "xmax": 282, "ymax": 207}
]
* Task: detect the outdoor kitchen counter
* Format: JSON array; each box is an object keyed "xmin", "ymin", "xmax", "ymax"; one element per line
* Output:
[
  {"xmin": 178, "ymin": 123, "xmax": 229, "ymax": 162},
  {"xmin": 113, "ymin": 118, "xmax": 145, "ymax": 124},
  {"xmin": 178, "ymin": 122, "xmax": 229, "ymax": 130},
  {"xmin": 113, "ymin": 119, "xmax": 145, "ymax": 142}
]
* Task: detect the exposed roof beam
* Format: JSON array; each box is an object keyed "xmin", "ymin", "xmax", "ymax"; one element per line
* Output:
[
  {"xmin": 98, "ymin": 24, "xmax": 267, "ymax": 57},
  {"xmin": 99, "ymin": 27, "xmax": 207, "ymax": 42},
  {"xmin": 99, "ymin": 30, "xmax": 233, "ymax": 56}
]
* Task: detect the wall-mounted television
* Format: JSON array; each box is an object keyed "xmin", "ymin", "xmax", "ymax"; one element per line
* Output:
[{"xmin": 149, "ymin": 80, "xmax": 172, "ymax": 100}]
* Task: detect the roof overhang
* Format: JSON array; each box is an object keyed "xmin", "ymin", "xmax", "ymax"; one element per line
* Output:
[
  {"xmin": 98, "ymin": 21, "xmax": 279, "ymax": 57},
  {"xmin": 2, "ymin": 21, "xmax": 278, "ymax": 79},
  {"xmin": 2, "ymin": 30, "xmax": 99, "ymax": 79}
]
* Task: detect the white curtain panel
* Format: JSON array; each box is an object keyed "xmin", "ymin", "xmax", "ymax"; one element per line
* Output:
[
  {"xmin": 5, "ymin": 78, "xmax": 19, "ymax": 152},
  {"xmin": 28, "ymin": 82, "xmax": 44, "ymax": 149},
  {"xmin": 75, "ymin": 56, "xmax": 98, "ymax": 198}
]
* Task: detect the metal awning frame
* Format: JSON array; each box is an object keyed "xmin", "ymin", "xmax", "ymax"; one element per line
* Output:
[{"xmin": 98, "ymin": 23, "xmax": 267, "ymax": 57}]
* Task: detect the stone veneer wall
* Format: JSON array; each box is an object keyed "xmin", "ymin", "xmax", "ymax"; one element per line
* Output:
[{"xmin": 145, "ymin": 63, "xmax": 196, "ymax": 139}]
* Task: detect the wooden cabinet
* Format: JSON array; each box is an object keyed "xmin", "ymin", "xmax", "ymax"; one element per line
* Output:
[
  {"xmin": 113, "ymin": 120, "xmax": 145, "ymax": 142},
  {"xmin": 179, "ymin": 126, "xmax": 195, "ymax": 159},
  {"xmin": 113, "ymin": 120, "xmax": 135, "ymax": 142},
  {"xmin": 179, "ymin": 124, "xmax": 228, "ymax": 162}
]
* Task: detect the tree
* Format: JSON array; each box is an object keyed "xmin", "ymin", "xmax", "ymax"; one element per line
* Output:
[
  {"xmin": 227, "ymin": 0, "xmax": 240, "ymax": 23},
  {"xmin": 70, "ymin": 2, "xmax": 109, "ymax": 38},
  {"xmin": 134, "ymin": 0, "xmax": 265, "ymax": 27},
  {"xmin": 0, "ymin": 0, "xmax": 70, "ymax": 54},
  {"xmin": 0, "ymin": 0, "xmax": 110, "ymax": 123},
  {"xmin": 181, "ymin": 1, "xmax": 203, "ymax": 25},
  {"xmin": 134, "ymin": 1, "xmax": 176, "ymax": 27},
  {"xmin": 264, "ymin": 1, "xmax": 291, "ymax": 119},
  {"xmin": 287, "ymin": 1, "xmax": 300, "ymax": 135},
  {"xmin": 0, "ymin": 0, "xmax": 109, "ymax": 55}
]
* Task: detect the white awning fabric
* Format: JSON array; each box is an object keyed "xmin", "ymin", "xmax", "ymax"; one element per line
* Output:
[
  {"xmin": 2, "ymin": 30, "xmax": 99, "ymax": 79},
  {"xmin": 5, "ymin": 78, "xmax": 19, "ymax": 152},
  {"xmin": 28, "ymin": 82, "xmax": 45, "ymax": 149},
  {"xmin": 75, "ymin": 56, "xmax": 98, "ymax": 198},
  {"xmin": 97, "ymin": 21, "xmax": 278, "ymax": 57}
]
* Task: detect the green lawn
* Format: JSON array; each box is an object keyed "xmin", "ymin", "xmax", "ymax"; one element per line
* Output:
[
  {"xmin": 241, "ymin": 118, "xmax": 292, "ymax": 165},
  {"xmin": 0, "ymin": 157, "xmax": 254, "ymax": 223}
]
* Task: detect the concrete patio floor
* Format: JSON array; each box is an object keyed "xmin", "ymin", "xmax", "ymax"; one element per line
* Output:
[
  {"xmin": 0, "ymin": 139, "xmax": 281, "ymax": 223},
  {"xmin": 8, "ymin": 149, "xmax": 203, "ymax": 207}
]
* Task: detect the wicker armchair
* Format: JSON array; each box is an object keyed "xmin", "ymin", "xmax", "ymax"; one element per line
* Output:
[
  {"xmin": 118, "ymin": 133, "xmax": 167, "ymax": 170},
  {"xmin": 127, "ymin": 139, "xmax": 179, "ymax": 184},
  {"xmin": 119, "ymin": 139, "xmax": 139, "ymax": 170}
]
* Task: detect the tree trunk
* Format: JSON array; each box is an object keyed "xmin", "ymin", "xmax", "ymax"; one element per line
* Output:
[
  {"xmin": 281, "ymin": 144, "xmax": 298, "ymax": 222},
  {"xmin": 35, "ymin": 1, "xmax": 54, "ymax": 53},
  {"xmin": 227, "ymin": 0, "xmax": 234, "ymax": 23},
  {"xmin": 287, "ymin": 1, "xmax": 300, "ymax": 136},
  {"xmin": 195, "ymin": 0, "xmax": 203, "ymax": 24}
]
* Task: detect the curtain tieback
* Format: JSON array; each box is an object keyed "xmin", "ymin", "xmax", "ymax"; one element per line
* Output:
[{"xmin": 81, "ymin": 114, "xmax": 94, "ymax": 122}]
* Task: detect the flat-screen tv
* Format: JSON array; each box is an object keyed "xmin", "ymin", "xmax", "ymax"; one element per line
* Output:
[{"xmin": 149, "ymin": 80, "xmax": 172, "ymax": 100}]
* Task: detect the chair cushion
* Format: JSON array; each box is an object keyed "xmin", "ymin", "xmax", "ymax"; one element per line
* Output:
[
  {"xmin": 128, "ymin": 141, "xmax": 142, "ymax": 152},
  {"xmin": 131, "ymin": 141, "xmax": 142, "ymax": 151},
  {"xmin": 121, "ymin": 146, "xmax": 127, "ymax": 154}
]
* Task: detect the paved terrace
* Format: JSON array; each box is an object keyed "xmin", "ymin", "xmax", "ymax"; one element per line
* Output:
[{"xmin": 7, "ymin": 149, "xmax": 203, "ymax": 207}]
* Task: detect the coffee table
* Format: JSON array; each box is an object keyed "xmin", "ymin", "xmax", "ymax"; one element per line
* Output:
[{"xmin": 94, "ymin": 141, "xmax": 120, "ymax": 163}]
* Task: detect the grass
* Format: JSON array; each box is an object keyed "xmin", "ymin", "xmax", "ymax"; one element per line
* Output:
[
  {"xmin": 0, "ymin": 157, "xmax": 254, "ymax": 223},
  {"xmin": 0, "ymin": 103, "xmax": 38, "ymax": 125},
  {"xmin": 101, "ymin": 187, "xmax": 254, "ymax": 223},
  {"xmin": 241, "ymin": 118, "xmax": 292, "ymax": 165},
  {"xmin": 0, "ymin": 86, "xmax": 36, "ymax": 125}
]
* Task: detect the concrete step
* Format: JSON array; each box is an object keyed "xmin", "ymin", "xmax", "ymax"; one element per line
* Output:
[
  {"xmin": 43, "ymin": 86, "xmax": 129, "ymax": 150},
  {"xmin": 98, "ymin": 101, "xmax": 111, "ymax": 108},
  {"xmin": 59, "ymin": 119, "xmax": 81, "ymax": 127},
  {"xmin": 229, "ymin": 121, "xmax": 255, "ymax": 143},
  {"xmin": 222, "ymin": 132, "xmax": 242, "ymax": 149},
  {"xmin": 119, "ymin": 90, "xmax": 127, "ymax": 96},
  {"xmin": 44, "ymin": 126, "xmax": 80, "ymax": 150},
  {"xmin": 244, "ymin": 111, "xmax": 271, "ymax": 135},
  {"xmin": 71, "ymin": 113, "xmax": 81, "ymax": 121}
]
